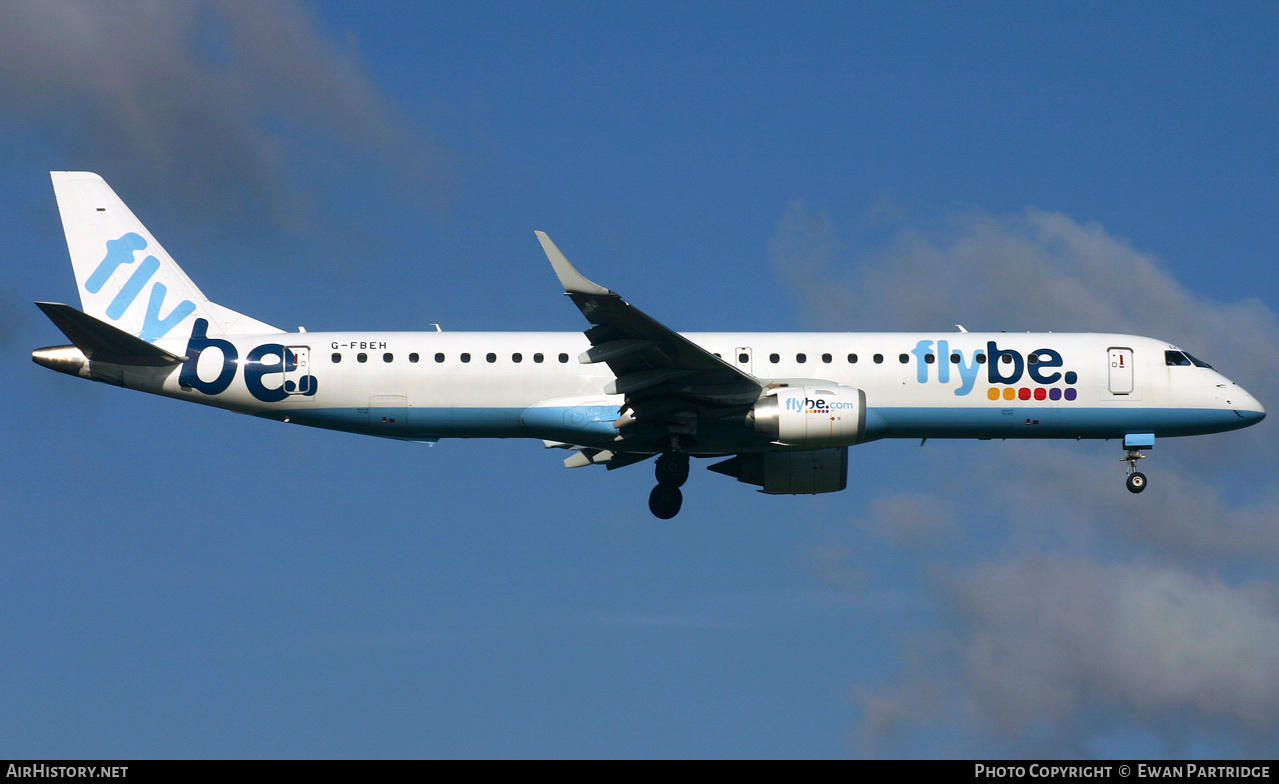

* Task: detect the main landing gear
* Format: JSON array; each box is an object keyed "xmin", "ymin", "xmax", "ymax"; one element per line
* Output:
[
  {"xmin": 1122, "ymin": 448, "xmax": 1148, "ymax": 494},
  {"xmin": 649, "ymin": 452, "xmax": 690, "ymax": 519}
]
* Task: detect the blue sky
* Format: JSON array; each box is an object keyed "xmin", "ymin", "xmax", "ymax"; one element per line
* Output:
[{"xmin": 2, "ymin": 1, "xmax": 1277, "ymax": 758}]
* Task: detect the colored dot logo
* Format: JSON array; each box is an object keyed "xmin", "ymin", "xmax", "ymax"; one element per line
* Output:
[{"xmin": 986, "ymin": 375, "xmax": 1077, "ymax": 402}]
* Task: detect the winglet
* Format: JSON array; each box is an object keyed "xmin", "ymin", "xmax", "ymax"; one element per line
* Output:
[{"xmin": 535, "ymin": 231, "xmax": 613, "ymax": 296}]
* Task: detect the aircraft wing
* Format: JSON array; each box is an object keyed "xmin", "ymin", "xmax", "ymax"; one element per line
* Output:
[{"xmin": 536, "ymin": 232, "xmax": 762, "ymax": 452}]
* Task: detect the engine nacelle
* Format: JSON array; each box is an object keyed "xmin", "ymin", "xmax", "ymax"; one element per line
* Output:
[
  {"xmin": 708, "ymin": 448, "xmax": 848, "ymax": 495},
  {"xmin": 749, "ymin": 385, "xmax": 866, "ymax": 447}
]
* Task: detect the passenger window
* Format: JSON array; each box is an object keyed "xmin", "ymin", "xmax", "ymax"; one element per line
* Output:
[
  {"xmin": 1002, "ymin": 354, "xmax": 1013, "ymax": 364},
  {"xmin": 383, "ymin": 353, "xmax": 393, "ymax": 363},
  {"xmin": 739, "ymin": 353, "xmax": 749, "ymax": 364},
  {"xmin": 796, "ymin": 353, "xmax": 807, "ymax": 364},
  {"xmin": 357, "ymin": 353, "xmax": 367, "ymax": 363},
  {"xmin": 513, "ymin": 353, "xmax": 522, "ymax": 363},
  {"xmin": 951, "ymin": 353, "xmax": 961, "ymax": 363},
  {"xmin": 847, "ymin": 354, "xmax": 857, "ymax": 363},
  {"xmin": 924, "ymin": 354, "xmax": 935, "ymax": 364},
  {"xmin": 534, "ymin": 353, "xmax": 544, "ymax": 363},
  {"xmin": 460, "ymin": 353, "xmax": 471, "ymax": 363},
  {"xmin": 821, "ymin": 353, "xmax": 832, "ymax": 363},
  {"xmin": 899, "ymin": 354, "xmax": 909, "ymax": 364},
  {"xmin": 558, "ymin": 353, "xmax": 569, "ymax": 363},
  {"xmin": 435, "ymin": 353, "xmax": 445, "ymax": 363},
  {"xmin": 409, "ymin": 353, "xmax": 419, "ymax": 363},
  {"xmin": 1028, "ymin": 353, "xmax": 1039, "ymax": 364},
  {"xmin": 331, "ymin": 353, "xmax": 341, "ymax": 363},
  {"xmin": 873, "ymin": 354, "xmax": 883, "ymax": 364},
  {"xmin": 976, "ymin": 353, "xmax": 987, "ymax": 364},
  {"xmin": 486, "ymin": 353, "xmax": 497, "ymax": 363},
  {"xmin": 769, "ymin": 353, "xmax": 780, "ymax": 363}
]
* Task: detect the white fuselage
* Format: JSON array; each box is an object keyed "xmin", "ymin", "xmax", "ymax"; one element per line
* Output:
[{"xmin": 131, "ymin": 328, "xmax": 1264, "ymax": 453}]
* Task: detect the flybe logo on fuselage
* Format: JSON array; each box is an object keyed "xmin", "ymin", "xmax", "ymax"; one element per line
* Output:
[
  {"xmin": 910, "ymin": 340, "xmax": 1078, "ymax": 399},
  {"xmin": 180, "ymin": 319, "xmax": 318, "ymax": 402},
  {"xmin": 87, "ymin": 233, "xmax": 197, "ymax": 342}
]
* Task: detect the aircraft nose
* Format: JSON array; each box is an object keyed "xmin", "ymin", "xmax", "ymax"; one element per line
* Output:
[{"xmin": 1234, "ymin": 387, "xmax": 1265, "ymax": 425}]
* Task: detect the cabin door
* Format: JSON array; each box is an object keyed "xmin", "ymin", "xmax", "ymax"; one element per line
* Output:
[
  {"xmin": 283, "ymin": 346, "xmax": 312, "ymax": 395},
  {"xmin": 1108, "ymin": 347, "xmax": 1134, "ymax": 395}
]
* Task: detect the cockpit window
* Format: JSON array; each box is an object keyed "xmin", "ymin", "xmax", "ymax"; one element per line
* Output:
[{"xmin": 1166, "ymin": 350, "xmax": 1213, "ymax": 369}]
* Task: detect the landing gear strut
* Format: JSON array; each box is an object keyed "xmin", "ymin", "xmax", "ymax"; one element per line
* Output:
[
  {"xmin": 1122, "ymin": 449, "xmax": 1148, "ymax": 494},
  {"xmin": 649, "ymin": 453, "xmax": 690, "ymax": 519}
]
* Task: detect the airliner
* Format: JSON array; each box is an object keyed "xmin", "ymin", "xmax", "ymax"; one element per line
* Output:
[{"xmin": 33, "ymin": 172, "xmax": 1266, "ymax": 518}]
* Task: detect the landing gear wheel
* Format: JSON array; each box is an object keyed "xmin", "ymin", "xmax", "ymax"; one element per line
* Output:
[
  {"xmin": 649, "ymin": 484, "xmax": 683, "ymax": 519},
  {"xmin": 655, "ymin": 453, "xmax": 690, "ymax": 487},
  {"xmin": 1121, "ymin": 447, "xmax": 1149, "ymax": 495}
]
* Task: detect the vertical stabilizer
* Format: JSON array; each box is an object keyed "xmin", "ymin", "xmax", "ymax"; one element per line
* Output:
[{"xmin": 50, "ymin": 171, "xmax": 280, "ymax": 343}]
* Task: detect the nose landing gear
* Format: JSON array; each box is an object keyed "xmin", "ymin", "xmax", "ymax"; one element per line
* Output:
[
  {"xmin": 1120, "ymin": 434, "xmax": 1154, "ymax": 494},
  {"xmin": 1121, "ymin": 446, "xmax": 1149, "ymax": 493},
  {"xmin": 649, "ymin": 452, "xmax": 690, "ymax": 519}
]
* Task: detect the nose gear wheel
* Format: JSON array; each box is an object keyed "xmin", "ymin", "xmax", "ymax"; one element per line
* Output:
[{"xmin": 1121, "ymin": 449, "xmax": 1148, "ymax": 494}]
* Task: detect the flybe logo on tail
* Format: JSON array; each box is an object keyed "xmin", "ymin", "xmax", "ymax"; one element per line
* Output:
[{"xmin": 86, "ymin": 233, "xmax": 196, "ymax": 342}]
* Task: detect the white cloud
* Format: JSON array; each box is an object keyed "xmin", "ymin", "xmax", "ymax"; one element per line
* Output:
[
  {"xmin": 955, "ymin": 557, "xmax": 1279, "ymax": 730},
  {"xmin": 0, "ymin": 0, "xmax": 453, "ymax": 223},
  {"xmin": 860, "ymin": 493, "xmax": 959, "ymax": 545},
  {"xmin": 848, "ymin": 557, "xmax": 1279, "ymax": 755}
]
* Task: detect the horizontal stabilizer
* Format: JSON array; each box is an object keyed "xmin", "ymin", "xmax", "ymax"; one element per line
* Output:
[{"xmin": 35, "ymin": 302, "xmax": 185, "ymax": 366}]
